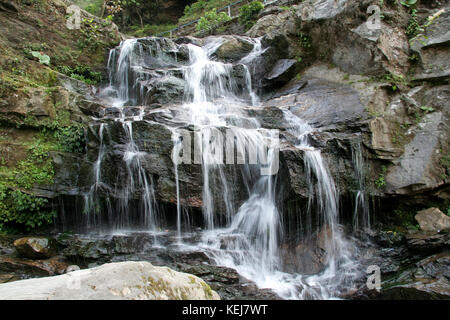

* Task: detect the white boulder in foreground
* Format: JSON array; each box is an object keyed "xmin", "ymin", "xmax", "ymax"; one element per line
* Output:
[{"xmin": 0, "ymin": 261, "xmax": 220, "ymax": 300}]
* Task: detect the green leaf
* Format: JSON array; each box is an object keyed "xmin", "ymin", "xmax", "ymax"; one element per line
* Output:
[{"xmin": 30, "ymin": 51, "xmax": 50, "ymax": 65}]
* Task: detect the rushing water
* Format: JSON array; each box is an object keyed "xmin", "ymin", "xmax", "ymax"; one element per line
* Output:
[{"xmin": 81, "ymin": 36, "xmax": 366, "ymax": 299}]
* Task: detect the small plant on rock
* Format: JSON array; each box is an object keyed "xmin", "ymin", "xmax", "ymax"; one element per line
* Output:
[{"xmin": 375, "ymin": 166, "xmax": 387, "ymax": 188}]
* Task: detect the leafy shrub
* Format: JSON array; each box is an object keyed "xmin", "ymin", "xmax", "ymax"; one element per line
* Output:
[
  {"xmin": 0, "ymin": 187, "xmax": 56, "ymax": 232},
  {"xmin": 239, "ymin": 1, "xmax": 264, "ymax": 30},
  {"xmin": 0, "ymin": 140, "xmax": 57, "ymax": 233},
  {"xmin": 13, "ymin": 143, "xmax": 55, "ymax": 189},
  {"xmin": 181, "ymin": 0, "xmax": 233, "ymax": 24},
  {"xmin": 54, "ymin": 125, "xmax": 85, "ymax": 153},
  {"xmin": 375, "ymin": 166, "xmax": 387, "ymax": 188},
  {"xmin": 196, "ymin": 8, "xmax": 231, "ymax": 33},
  {"xmin": 78, "ymin": 18, "xmax": 101, "ymax": 51},
  {"xmin": 58, "ymin": 64, "xmax": 102, "ymax": 85},
  {"xmin": 72, "ymin": 0, "xmax": 104, "ymax": 16}
]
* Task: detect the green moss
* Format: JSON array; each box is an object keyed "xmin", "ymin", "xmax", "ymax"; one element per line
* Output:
[{"xmin": 200, "ymin": 281, "xmax": 214, "ymax": 299}]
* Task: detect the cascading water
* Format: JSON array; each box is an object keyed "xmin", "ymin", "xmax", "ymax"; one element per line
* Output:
[
  {"xmin": 351, "ymin": 142, "xmax": 371, "ymax": 231},
  {"xmin": 79, "ymin": 35, "xmax": 366, "ymax": 299}
]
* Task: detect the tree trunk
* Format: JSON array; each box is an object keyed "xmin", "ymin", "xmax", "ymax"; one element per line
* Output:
[
  {"xmin": 136, "ymin": 9, "xmax": 144, "ymax": 29},
  {"xmin": 100, "ymin": 0, "xmax": 107, "ymax": 18}
]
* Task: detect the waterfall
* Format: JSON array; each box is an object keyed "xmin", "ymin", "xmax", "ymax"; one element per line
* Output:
[
  {"xmin": 79, "ymin": 35, "xmax": 365, "ymax": 299},
  {"xmin": 280, "ymin": 109, "xmax": 358, "ymax": 299}
]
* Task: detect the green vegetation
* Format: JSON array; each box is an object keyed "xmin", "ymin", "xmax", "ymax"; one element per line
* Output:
[
  {"xmin": 78, "ymin": 17, "xmax": 104, "ymax": 52},
  {"xmin": 72, "ymin": 0, "xmax": 104, "ymax": 16},
  {"xmin": 127, "ymin": 23, "xmax": 177, "ymax": 37},
  {"xmin": 0, "ymin": 117, "xmax": 86, "ymax": 233},
  {"xmin": 54, "ymin": 125, "xmax": 85, "ymax": 153},
  {"xmin": 369, "ymin": 73, "xmax": 410, "ymax": 91},
  {"xmin": 238, "ymin": 1, "xmax": 264, "ymax": 30},
  {"xmin": 58, "ymin": 64, "xmax": 102, "ymax": 85},
  {"xmin": 375, "ymin": 166, "xmax": 387, "ymax": 188},
  {"xmin": 0, "ymin": 0, "xmax": 122, "ymax": 234},
  {"xmin": 392, "ymin": 209, "xmax": 419, "ymax": 230},
  {"xmin": 21, "ymin": 110, "xmax": 87, "ymax": 154},
  {"xmin": 419, "ymin": 105, "xmax": 435, "ymax": 113},
  {"xmin": 298, "ymin": 32, "xmax": 312, "ymax": 49},
  {"xmin": 195, "ymin": 8, "xmax": 231, "ymax": 33},
  {"xmin": 384, "ymin": 73, "xmax": 408, "ymax": 91},
  {"xmin": 409, "ymin": 9, "xmax": 445, "ymax": 45},
  {"xmin": 180, "ymin": 0, "xmax": 234, "ymax": 25},
  {"xmin": 400, "ymin": 0, "xmax": 417, "ymax": 8},
  {"xmin": 0, "ymin": 140, "xmax": 57, "ymax": 233},
  {"xmin": 406, "ymin": 9, "xmax": 420, "ymax": 39}
]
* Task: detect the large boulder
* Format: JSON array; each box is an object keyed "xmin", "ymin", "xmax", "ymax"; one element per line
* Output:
[
  {"xmin": 0, "ymin": 261, "xmax": 221, "ymax": 300},
  {"xmin": 415, "ymin": 208, "xmax": 450, "ymax": 232}
]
